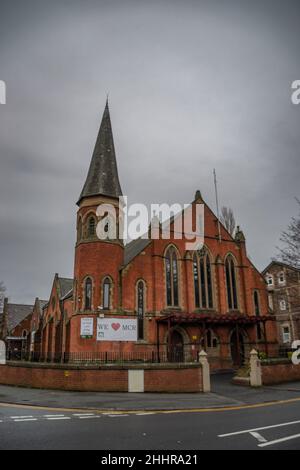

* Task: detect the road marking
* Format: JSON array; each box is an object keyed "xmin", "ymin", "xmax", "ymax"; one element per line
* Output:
[
  {"xmin": 73, "ymin": 413, "xmax": 95, "ymax": 417},
  {"xmin": 107, "ymin": 414, "xmax": 129, "ymax": 418},
  {"xmin": 78, "ymin": 415, "xmax": 99, "ymax": 419},
  {"xmin": 11, "ymin": 415, "xmax": 34, "ymax": 419},
  {"xmin": 46, "ymin": 417, "xmax": 71, "ymax": 420},
  {"xmin": 43, "ymin": 415, "xmax": 66, "ymax": 418},
  {"xmin": 14, "ymin": 418, "xmax": 38, "ymax": 422},
  {"xmin": 258, "ymin": 433, "xmax": 300, "ymax": 448},
  {"xmin": 249, "ymin": 432, "xmax": 267, "ymax": 443},
  {"xmin": 219, "ymin": 419, "xmax": 300, "ymax": 438}
]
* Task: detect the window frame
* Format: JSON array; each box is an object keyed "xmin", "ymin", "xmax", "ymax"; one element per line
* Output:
[
  {"xmin": 193, "ymin": 248, "xmax": 214, "ymax": 309},
  {"xmin": 282, "ymin": 325, "xmax": 291, "ymax": 344},
  {"xmin": 84, "ymin": 277, "xmax": 93, "ymax": 311},
  {"xmin": 225, "ymin": 255, "xmax": 238, "ymax": 310},
  {"xmin": 165, "ymin": 246, "xmax": 179, "ymax": 307},
  {"xmin": 87, "ymin": 215, "xmax": 96, "ymax": 238},
  {"xmin": 102, "ymin": 277, "xmax": 112, "ymax": 310},
  {"xmin": 279, "ymin": 299, "xmax": 287, "ymax": 311}
]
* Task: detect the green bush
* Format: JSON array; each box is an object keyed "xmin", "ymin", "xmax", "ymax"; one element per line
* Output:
[{"xmin": 258, "ymin": 351, "xmax": 267, "ymax": 360}]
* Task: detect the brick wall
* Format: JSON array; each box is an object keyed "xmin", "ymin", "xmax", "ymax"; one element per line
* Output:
[
  {"xmin": 144, "ymin": 367, "xmax": 202, "ymax": 392},
  {"xmin": 0, "ymin": 362, "xmax": 203, "ymax": 393},
  {"xmin": 262, "ymin": 359, "xmax": 300, "ymax": 385}
]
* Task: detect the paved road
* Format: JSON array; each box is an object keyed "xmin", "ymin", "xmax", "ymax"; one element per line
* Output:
[{"xmin": 1, "ymin": 400, "xmax": 300, "ymax": 450}]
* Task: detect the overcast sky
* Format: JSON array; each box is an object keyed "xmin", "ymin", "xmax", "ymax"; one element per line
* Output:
[{"xmin": 0, "ymin": 0, "xmax": 299, "ymax": 303}]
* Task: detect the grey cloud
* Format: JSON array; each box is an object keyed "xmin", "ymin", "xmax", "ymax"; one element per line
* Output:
[{"xmin": 0, "ymin": 0, "xmax": 299, "ymax": 302}]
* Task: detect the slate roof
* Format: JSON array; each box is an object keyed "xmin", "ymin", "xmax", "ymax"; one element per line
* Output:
[
  {"xmin": 57, "ymin": 277, "xmax": 73, "ymax": 299},
  {"xmin": 124, "ymin": 238, "xmax": 151, "ymax": 266},
  {"xmin": 61, "ymin": 288, "xmax": 73, "ymax": 301},
  {"xmin": 77, "ymin": 101, "xmax": 122, "ymax": 205},
  {"xmin": 6, "ymin": 303, "xmax": 34, "ymax": 332}
]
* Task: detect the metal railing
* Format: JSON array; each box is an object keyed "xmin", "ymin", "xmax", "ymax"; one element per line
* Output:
[{"xmin": 7, "ymin": 348, "xmax": 198, "ymax": 365}]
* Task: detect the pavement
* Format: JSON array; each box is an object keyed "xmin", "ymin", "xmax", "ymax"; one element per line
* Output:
[{"xmin": 0, "ymin": 373, "xmax": 300, "ymax": 411}]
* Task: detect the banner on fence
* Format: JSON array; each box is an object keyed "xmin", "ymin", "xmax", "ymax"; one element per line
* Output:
[{"xmin": 97, "ymin": 318, "xmax": 137, "ymax": 342}]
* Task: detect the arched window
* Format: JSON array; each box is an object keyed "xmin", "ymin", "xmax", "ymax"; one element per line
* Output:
[
  {"xmin": 193, "ymin": 248, "xmax": 213, "ymax": 309},
  {"xmin": 103, "ymin": 277, "xmax": 111, "ymax": 310},
  {"xmin": 225, "ymin": 255, "xmax": 238, "ymax": 310},
  {"xmin": 254, "ymin": 291, "xmax": 260, "ymax": 316},
  {"xmin": 165, "ymin": 246, "xmax": 179, "ymax": 307},
  {"xmin": 88, "ymin": 216, "xmax": 96, "ymax": 237},
  {"xmin": 137, "ymin": 281, "xmax": 145, "ymax": 340},
  {"xmin": 85, "ymin": 277, "xmax": 92, "ymax": 310}
]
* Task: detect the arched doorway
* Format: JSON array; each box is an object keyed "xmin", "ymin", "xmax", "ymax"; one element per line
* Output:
[
  {"xmin": 168, "ymin": 330, "xmax": 184, "ymax": 362},
  {"xmin": 230, "ymin": 328, "xmax": 245, "ymax": 367}
]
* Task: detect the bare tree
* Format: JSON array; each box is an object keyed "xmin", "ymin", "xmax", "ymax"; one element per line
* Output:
[
  {"xmin": 277, "ymin": 200, "xmax": 300, "ymax": 269},
  {"xmin": 220, "ymin": 206, "xmax": 236, "ymax": 237}
]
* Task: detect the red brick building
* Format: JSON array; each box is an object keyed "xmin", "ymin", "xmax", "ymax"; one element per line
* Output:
[
  {"xmin": 38, "ymin": 102, "xmax": 277, "ymax": 369},
  {"xmin": 263, "ymin": 261, "xmax": 300, "ymax": 351},
  {"xmin": 1, "ymin": 300, "xmax": 33, "ymax": 359}
]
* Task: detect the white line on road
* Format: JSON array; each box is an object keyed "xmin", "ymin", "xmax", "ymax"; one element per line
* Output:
[
  {"xmin": 107, "ymin": 414, "xmax": 129, "ymax": 418},
  {"xmin": 258, "ymin": 433, "xmax": 300, "ymax": 448},
  {"xmin": 43, "ymin": 415, "xmax": 66, "ymax": 418},
  {"xmin": 78, "ymin": 415, "xmax": 99, "ymax": 419},
  {"xmin": 73, "ymin": 413, "xmax": 95, "ymax": 417},
  {"xmin": 219, "ymin": 420, "xmax": 300, "ymax": 438},
  {"xmin": 11, "ymin": 416, "xmax": 34, "ymax": 419},
  {"xmin": 14, "ymin": 418, "xmax": 38, "ymax": 422},
  {"xmin": 46, "ymin": 417, "xmax": 71, "ymax": 420},
  {"xmin": 249, "ymin": 432, "xmax": 267, "ymax": 443}
]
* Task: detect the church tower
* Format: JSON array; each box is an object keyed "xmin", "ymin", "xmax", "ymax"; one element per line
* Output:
[{"xmin": 74, "ymin": 101, "xmax": 124, "ymax": 321}]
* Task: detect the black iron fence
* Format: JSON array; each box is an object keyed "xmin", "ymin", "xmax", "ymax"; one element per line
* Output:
[
  {"xmin": 278, "ymin": 346, "xmax": 293, "ymax": 358},
  {"xmin": 7, "ymin": 348, "xmax": 199, "ymax": 364}
]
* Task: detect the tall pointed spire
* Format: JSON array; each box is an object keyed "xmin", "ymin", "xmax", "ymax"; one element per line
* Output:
[{"xmin": 77, "ymin": 101, "xmax": 122, "ymax": 205}]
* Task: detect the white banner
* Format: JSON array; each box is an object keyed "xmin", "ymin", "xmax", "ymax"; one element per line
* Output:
[
  {"xmin": 97, "ymin": 318, "xmax": 137, "ymax": 342},
  {"xmin": 80, "ymin": 317, "xmax": 94, "ymax": 338}
]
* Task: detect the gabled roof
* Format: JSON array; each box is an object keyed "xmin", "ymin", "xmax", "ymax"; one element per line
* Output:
[
  {"xmin": 6, "ymin": 303, "xmax": 34, "ymax": 332},
  {"xmin": 57, "ymin": 277, "xmax": 73, "ymax": 299},
  {"xmin": 77, "ymin": 101, "xmax": 122, "ymax": 205},
  {"xmin": 262, "ymin": 260, "xmax": 300, "ymax": 275},
  {"xmin": 123, "ymin": 238, "xmax": 151, "ymax": 266},
  {"xmin": 61, "ymin": 288, "xmax": 73, "ymax": 301}
]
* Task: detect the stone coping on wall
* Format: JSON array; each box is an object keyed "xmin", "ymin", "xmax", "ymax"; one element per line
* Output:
[{"xmin": 4, "ymin": 360, "xmax": 201, "ymax": 371}]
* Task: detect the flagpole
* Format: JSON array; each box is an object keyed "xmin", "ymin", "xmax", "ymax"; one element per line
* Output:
[{"xmin": 213, "ymin": 169, "xmax": 222, "ymax": 242}]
